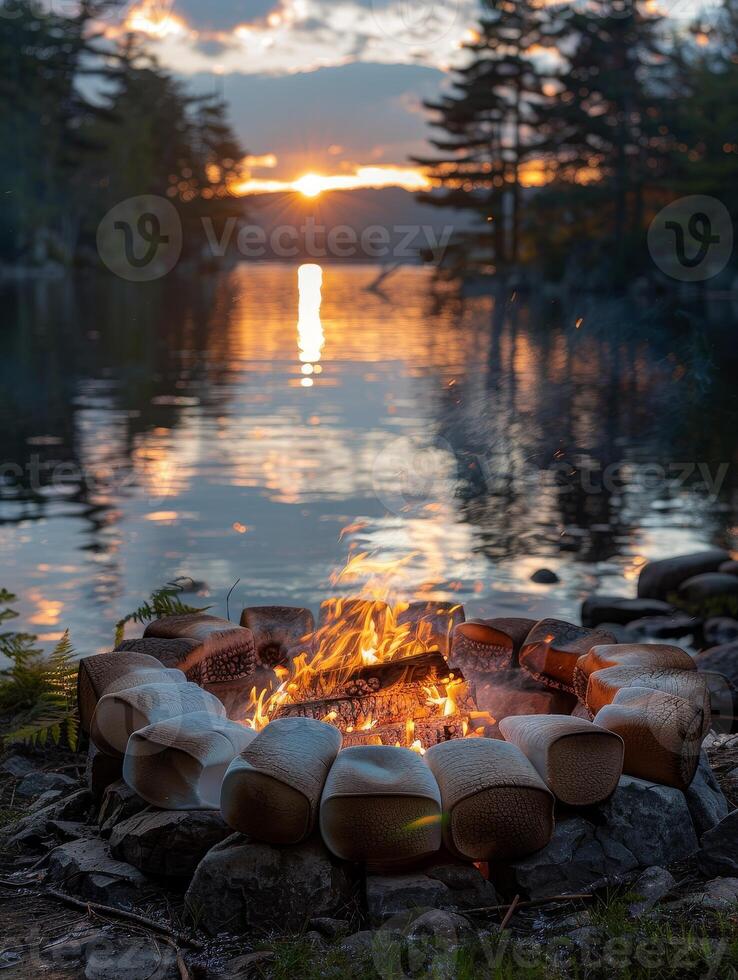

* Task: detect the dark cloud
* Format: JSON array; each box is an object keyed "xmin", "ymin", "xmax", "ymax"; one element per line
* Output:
[{"xmin": 173, "ymin": 0, "xmax": 281, "ymax": 32}]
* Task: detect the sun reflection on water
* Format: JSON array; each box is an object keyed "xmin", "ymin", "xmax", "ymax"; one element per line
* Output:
[{"xmin": 297, "ymin": 263, "xmax": 324, "ymax": 387}]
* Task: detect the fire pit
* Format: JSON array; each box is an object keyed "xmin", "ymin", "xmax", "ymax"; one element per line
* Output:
[
  {"xmin": 76, "ymin": 544, "xmax": 728, "ymax": 912},
  {"xmin": 238, "ymin": 590, "xmax": 488, "ymax": 751},
  {"xmin": 54, "ymin": 550, "xmax": 736, "ymax": 943}
]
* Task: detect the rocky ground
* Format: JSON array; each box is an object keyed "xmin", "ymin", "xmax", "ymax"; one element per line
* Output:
[{"xmin": 0, "ymin": 736, "xmax": 737, "ymax": 979}]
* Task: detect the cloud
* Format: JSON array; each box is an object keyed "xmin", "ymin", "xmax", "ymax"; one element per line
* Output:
[
  {"xmin": 113, "ymin": 0, "xmax": 480, "ymax": 76},
  {"xmin": 173, "ymin": 0, "xmax": 282, "ymax": 31}
]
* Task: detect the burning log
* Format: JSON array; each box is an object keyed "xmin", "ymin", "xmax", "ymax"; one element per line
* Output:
[
  {"xmin": 274, "ymin": 651, "xmax": 479, "ymax": 748},
  {"xmin": 340, "ymin": 717, "xmax": 467, "ymax": 749}
]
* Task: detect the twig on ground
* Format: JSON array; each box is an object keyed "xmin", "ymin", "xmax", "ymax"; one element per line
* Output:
[
  {"xmin": 462, "ymin": 892, "xmax": 595, "ymax": 915},
  {"xmin": 43, "ymin": 887, "xmax": 204, "ymax": 950},
  {"xmin": 499, "ymin": 893, "xmax": 520, "ymax": 930}
]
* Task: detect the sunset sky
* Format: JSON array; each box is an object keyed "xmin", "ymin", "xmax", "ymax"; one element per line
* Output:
[{"xmin": 103, "ymin": 0, "xmax": 708, "ymax": 194}]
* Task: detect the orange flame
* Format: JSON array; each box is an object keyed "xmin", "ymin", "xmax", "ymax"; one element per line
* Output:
[{"xmin": 242, "ymin": 551, "xmax": 466, "ymax": 737}]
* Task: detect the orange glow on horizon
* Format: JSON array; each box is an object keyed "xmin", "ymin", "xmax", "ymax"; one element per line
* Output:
[
  {"xmin": 295, "ymin": 173, "xmax": 325, "ymax": 198},
  {"xmin": 233, "ymin": 165, "xmax": 433, "ymax": 197}
]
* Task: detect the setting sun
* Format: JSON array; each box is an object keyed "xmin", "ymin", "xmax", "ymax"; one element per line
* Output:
[{"xmin": 295, "ymin": 173, "xmax": 324, "ymax": 198}]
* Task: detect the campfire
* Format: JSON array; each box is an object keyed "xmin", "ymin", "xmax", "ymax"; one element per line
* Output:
[{"xmin": 242, "ymin": 553, "xmax": 492, "ymax": 749}]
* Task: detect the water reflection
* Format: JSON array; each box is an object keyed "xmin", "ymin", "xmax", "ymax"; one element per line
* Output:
[
  {"xmin": 297, "ymin": 263, "xmax": 324, "ymax": 388},
  {"xmin": 0, "ymin": 265, "xmax": 736, "ymax": 653}
]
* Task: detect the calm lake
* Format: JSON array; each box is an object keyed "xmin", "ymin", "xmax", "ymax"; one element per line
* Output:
[{"xmin": 1, "ymin": 263, "xmax": 737, "ymax": 655}]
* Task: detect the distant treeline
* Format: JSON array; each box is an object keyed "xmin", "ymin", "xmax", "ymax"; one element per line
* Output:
[
  {"xmin": 0, "ymin": 0, "xmax": 245, "ymax": 268},
  {"xmin": 416, "ymin": 0, "xmax": 738, "ymax": 285}
]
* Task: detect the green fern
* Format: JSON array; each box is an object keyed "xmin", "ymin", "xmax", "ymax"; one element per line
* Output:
[
  {"xmin": 0, "ymin": 590, "xmax": 41, "ymax": 665},
  {"xmin": 0, "ymin": 579, "xmax": 208, "ymax": 752},
  {"xmin": 114, "ymin": 580, "xmax": 209, "ymax": 646},
  {"xmin": 0, "ymin": 589, "xmax": 19, "ymax": 625},
  {"xmin": 0, "ymin": 630, "xmax": 80, "ymax": 751}
]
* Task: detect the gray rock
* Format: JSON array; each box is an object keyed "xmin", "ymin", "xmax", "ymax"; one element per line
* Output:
[
  {"xmin": 696, "ymin": 641, "xmax": 738, "ymax": 689},
  {"xmin": 424, "ymin": 860, "xmax": 498, "ymax": 909},
  {"xmin": 42, "ymin": 932, "xmax": 96, "ymax": 971},
  {"xmin": 47, "ymin": 820, "xmax": 100, "ymax": 842},
  {"xmin": 678, "ymin": 573, "xmax": 738, "ymax": 616},
  {"xmin": 626, "ymin": 614, "xmax": 700, "ymax": 640},
  {"xmin": 692, "ymin": 877, "xmax": 738, "ymax": 909},
  {"xmin": 85, "ymin": 744, "xmax": 123, "ymax": 804},
  {"xmin": 504, "ymin": 817, "xmax": 638, "ymax": 900},
  {"xmin": 697, "ymin": 809, "xmax": 738, "ymax": 877},
  {"xmin": 0, "ymin": 755, "xmax": 36, "ymax": 777},
  {"xmin": 637, "ymin": 550, "xmax": 729, "ymax": 601},
  {"xmin": 407, "ymin": 908, "xmax": 474, "ymax": 940},
  {"xmin": 684, "ymin": 752, "xmax": 730, "ymax": 837},
  {"xmin": 47, "ymin": 838, "xmax": 148, "ymax": 908},
  {"xmin": 338, "ymin": 931, "xmax": 378, "ymax": 955},
  {"xmin": 628, "ymin": 866, "xmax": 676, "ymax": 916},
  {"xmin": 506, "ymin": 776, "xmax": 699, "ymax": 900},
  {"xmin": 581, "ymin": 596, "xmax": 675, "ymax": 629},
  {"xmin": 185, "ymin": 833, "xmax": 357, "ymax": 935},
  {"xmin": 8, "ymin": 789, "xmax": 92, "ymax": 849},
  {"xmin": 30, "ymin": 789, "xmax": 64, "ymax": 808},
  {"xmin": 597, "ymin": 775, "xmax": 699, "ymax": 867},
  {"xmin": 723, "ymin": 766, "xmax": 738, "ymax": 805},
  {"xmin": 98, "ymin": 780, "xmax": 148, "ymax": 836},
  {"xmin": 309, "ymin": 917, "xmax": 351, "ymax": 940},
  {"xmin": 531, "ymin": 568, "xmax": 559, "ymax": 584},
  {"xmin": 589, "ymin": 622, "xmax": 637, "ymax": 643},
  {"xmin": 52, "ymin": 788, "xmax": 93, "ymax": 820},
  {"xmin": 703, "ymin": 618, "xmax": 738, "ymax": 648},
  {"xmin": 699, "ymin": 670, "xmax": 738, "ymax": 735},
  {"xmin": 83, "ymin": 934, "xmax": 179, "ymax": 980},
  {"xmin": 110, "ymin": 808, "xmax": 231, "ymax": 878},
  {"xmin": 366, "ymin": 874, "xmax": 455, "ymax": 924},
  {"xmin": 17, "ymin": 770, "xmax": 78, "ymax": 798}
]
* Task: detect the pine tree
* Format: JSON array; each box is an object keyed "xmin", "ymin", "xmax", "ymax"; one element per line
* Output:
[
  {"xmin": 413, "ymin": 0, "xmax": 558, "ymax": 270},
  {"xmin": 671, "ymin": 0, "xmax": 738, "ymax": 221},
  {"xmin": 0, "ymin": 1, "xmax": 118, "ymax": 261},
  {"xmin": 83, "ymin": 35, "xmax": 247, "ymax": 260},
  {"xmin": 537, "ymin": 0, "xmax": 676, "ymax": 280}
]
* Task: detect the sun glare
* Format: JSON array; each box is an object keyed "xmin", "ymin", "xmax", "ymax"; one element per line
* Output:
[{"xmin": 295, "ymin": 173, "xmax": 324, "ymax": 198}]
